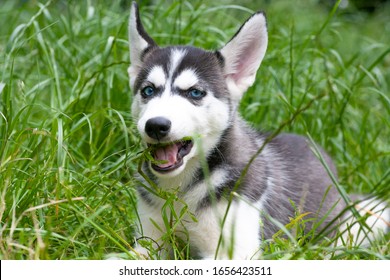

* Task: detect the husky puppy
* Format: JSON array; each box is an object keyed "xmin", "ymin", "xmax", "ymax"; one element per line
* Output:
[{"xmin": 127, "ymin": 2, "xmax": 388, "ymax": 259}]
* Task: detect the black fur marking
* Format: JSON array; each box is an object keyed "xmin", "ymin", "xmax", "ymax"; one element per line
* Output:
[
  {"xmin": 137, "ymin": 186, "xmax": 155, "ymax": 205},
  {"xmin": 140, "ymin": 45, "xmax": 158, "ymax": 62},
  {"xmin": 196, "ymin": 175, "xmax": 237, "ymax": 211},
  {"xmin": 214, "ymin": 50, "xmax": 225, "ymax": 68},
  {"xmin": 133, "ymin": 2, "xmax": 156, "ymax": 47}
]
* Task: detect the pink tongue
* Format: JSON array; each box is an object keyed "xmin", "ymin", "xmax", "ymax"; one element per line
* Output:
[{"xmin": 153, "ymin": 144, "xmax": 179, "ymax": 168}]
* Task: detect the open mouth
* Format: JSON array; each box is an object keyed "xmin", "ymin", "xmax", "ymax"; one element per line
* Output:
[{"xmin": 147, "ymin": 139, "xmax": 194, "ymax": 173}]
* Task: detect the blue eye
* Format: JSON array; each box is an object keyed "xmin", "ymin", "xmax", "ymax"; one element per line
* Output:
[
  {"xmin": 188, "ymin": 88, "xmax": 205, "ymax": 99},
  {"xmin": 141, "ymin": 86, "xmax": 155, "ymax": 97}
]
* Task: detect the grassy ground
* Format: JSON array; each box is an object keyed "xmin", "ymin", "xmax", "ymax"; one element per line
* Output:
[{"xmin": 0, "ymin": 0, "xmax": 389, "ymax": 260}]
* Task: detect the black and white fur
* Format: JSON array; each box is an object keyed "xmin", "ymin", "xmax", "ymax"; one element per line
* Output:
[{"xmin": 128, "ymin": 2, "xmax": 389, "ymax": 259}]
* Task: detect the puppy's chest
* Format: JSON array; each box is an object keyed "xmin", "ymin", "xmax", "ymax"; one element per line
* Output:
[
  {"xmin": 139, "ymin": 189, "xmax": 219, "ymax": 245},
  {"xmin": 142, "ymin": 166, "xmax": 231, "ymax": 224},
  {"xmin": 154, "ymin": 165, "xmax": 231, "ymax": 208},
  {"xmin": 140, "ymin": 184, "xmax": 227, "ymax": 239}
]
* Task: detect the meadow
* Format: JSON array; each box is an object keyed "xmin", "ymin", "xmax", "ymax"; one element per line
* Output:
[{"xmin": 0, "ymin": 0, "xmax": 389, "ymax": 259}]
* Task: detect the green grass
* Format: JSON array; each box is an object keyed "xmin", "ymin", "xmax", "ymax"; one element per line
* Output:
[{"xmin": 0, "ymin": 0, "xmax": 389, "ymax": 260}]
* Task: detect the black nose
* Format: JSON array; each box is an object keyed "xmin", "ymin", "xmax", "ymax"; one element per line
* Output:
[{"xmin": 145, "ymin": 117, "xmax": 171, "ymax": 140}]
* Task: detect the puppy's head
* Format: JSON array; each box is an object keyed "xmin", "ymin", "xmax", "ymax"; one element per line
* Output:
[{"xmin": 128, "ymin": 2, "xmax": 268, "ymax": 177}]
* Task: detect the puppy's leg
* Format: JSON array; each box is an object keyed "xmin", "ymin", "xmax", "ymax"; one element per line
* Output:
[
  {"xmin": 193, "ymin": 200, "xmax": 261, "ymax": 260},
  {"xmin": 133, "ymin": 199, "xmax": 165, "ymax": 259}
]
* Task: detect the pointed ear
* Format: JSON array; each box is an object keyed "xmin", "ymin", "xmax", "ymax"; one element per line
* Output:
[
  {"xmin": 219, "ymin": 12, "xmax": 268, "ymax": 101},
  {"xmin": 128, "ymin": 2, "xmax": 157, "ymax": 89}
]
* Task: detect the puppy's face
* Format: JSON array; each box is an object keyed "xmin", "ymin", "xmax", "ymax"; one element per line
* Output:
[
  {"xmin": 131, "ymin": 46, "xmax": 231, "ymax": 177},
  {"xmin": 128, "ymin": 3, "xmax": 268, "ymax": 178}
]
